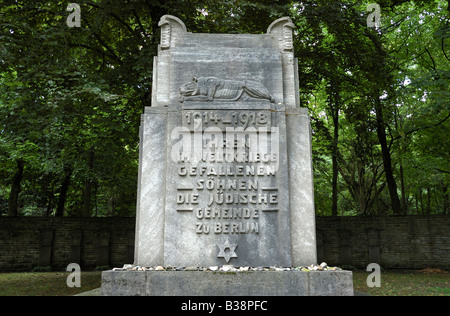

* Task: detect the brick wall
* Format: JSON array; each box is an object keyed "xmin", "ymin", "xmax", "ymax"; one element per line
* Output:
[
  {"xmin": 0, "ymin": 217, "xmax": 135, "ymax": 271},
  {"xmin": 316, "ymin": 215, "xmax": 450, "ymax": 269},
  {"xmin": 0, "ymin": 215, "xmax": 449, "ymax": 271}
]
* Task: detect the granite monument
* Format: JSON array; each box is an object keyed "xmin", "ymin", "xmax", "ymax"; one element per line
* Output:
[
  {"xmin": 134, "ymin": 15, "xmax": 315, "ymax": 268},
  {"xmin": 102, "ymin": 15, "xmax": 353, "ymax": 296}
]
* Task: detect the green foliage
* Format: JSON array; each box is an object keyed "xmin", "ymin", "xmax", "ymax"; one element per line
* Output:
[
  {"xmin": 0, "ymin": 0, "xmax": 290, "ymax": 217},
  {"xmin": 0, "ymin": 0, "xmax": 145, "ymax": 216},
  {"xmin": 295, "ymin": 0, "xmax": 449, "ymax": 215},
  {"xmin": 0, "ymin": 0, "xmax": 448, "ymax": 217}
]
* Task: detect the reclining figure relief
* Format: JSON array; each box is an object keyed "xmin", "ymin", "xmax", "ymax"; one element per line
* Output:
[{"xmin": 179, "ymin": 77, "xmax": 275, "ymax": 103}]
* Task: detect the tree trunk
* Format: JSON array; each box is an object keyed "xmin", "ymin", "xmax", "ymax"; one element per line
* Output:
[
  {"xmin": 443, "ymin": 184, "xmax": 448, "ymax": 214},
  {"xmin": 82, "ymin": 180, "xmax": 93, "ymax": 217},
  {"xmin": 331, "ymin": 105, "xmax": 339, "ymax": 216},
  {"xmin": 328, "ymin": 81, "xmax": 340, "ymax": 217},
  {"xmin": 56, "ymin": 166, "xmax": 72, "ymax": 217},
  {"xmin": 415, "ymin": 192, "xmax": 419, "ymax": 214},
  {"xmin": 426, "ymin": 186, "xmax": 432, "ymax": 214},
  {"xmin": 149, "ymin": 2, "xmax": 169, "ymax": 41},
  {"xmin": 46, "ymin": 195, "xmax": 52, "ymax": 217},
  {"xmin": 8, "ymin": 159, "xmax": 24, "ymax": 216},
  {"xmin": 419, "ymin": 189, "xmax": 424, "ymax": 214},
  {"xmin": 399, "ymin": 164, "xmax": 407, "ymax": 213},
  {"xmin": 82, "ymin": 150, "xmax": 95, "ymax": 217},
  {"xmin": 374, "ymin": 96, "xmax": 403, "ymax": 215},
  {"xmin": 394, "ymin": 108, "xmax": 408, "ymax": 213}
]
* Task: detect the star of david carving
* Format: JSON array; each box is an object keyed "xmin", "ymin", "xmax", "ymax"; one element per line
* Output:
[{"xmin": 216, "ymin": 238, "xmax": 238, "ymax": 263}]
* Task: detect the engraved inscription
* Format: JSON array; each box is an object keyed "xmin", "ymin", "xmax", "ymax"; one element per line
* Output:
[
  {"xmin": 172, "ymin": 106, "xmax": 281, "ymax": 241},
  {"xmin": 183, "ymin": 110, "xmax": 271, "ymax": 130}
]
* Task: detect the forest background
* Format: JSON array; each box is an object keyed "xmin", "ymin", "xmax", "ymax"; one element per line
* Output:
[{"xmin": 0, "ymin": 0, "xmax": 448, "ymax": 217}]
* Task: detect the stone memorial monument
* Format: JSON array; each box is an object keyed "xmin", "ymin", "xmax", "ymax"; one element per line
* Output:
[{"xmin": 102, "ymin": 15, "xmax": 353, "ymax": 296}]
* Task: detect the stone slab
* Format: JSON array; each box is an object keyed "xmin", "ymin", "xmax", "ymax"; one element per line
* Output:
[
  {"xmin": 134, "ymin": 15, "xmax": 317, "ymax": 269},
  {"xmin": 101, "ymin": 270, "xmax": 353, "ymax": 296},
  {"xmin": 162, "ymin": 105, "xmax": 292, "ymax": 267},
  {"xmin": 134, "ymin": 109, "xmax": 168, "ymax": 267},
  {"xmin": 286, "ymin": 108, "xmax": 317, "ymax": 266}
]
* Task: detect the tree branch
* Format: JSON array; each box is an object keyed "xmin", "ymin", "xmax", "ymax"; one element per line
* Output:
[
  {"xmin": 85, "ymin": 2, "xmax": 135, "ymax": 34},
  {"xmin": 436, "ymin": 168, "xmax": 450, "ymax": 174},
  {"xmin": 82, "ymin": 19, "xmax": 123, "ymax": 64},
  {"xmin": 425, "ymin": 47, "xmax": 437, "ymax": 70},
  {"xmin": 393, "ymin": 112, "xmax": 450, "ymax": 141},
  {"xmin": 442, "ymin": 37, "xmax": 450, "ymax": 62},
  {"xmin": 67, "ymin": 43, "xmax": 112, "ymax": 59},
  {"xmin": 132, "ymin": 9, "xmax": 149, "ymax": 38}
]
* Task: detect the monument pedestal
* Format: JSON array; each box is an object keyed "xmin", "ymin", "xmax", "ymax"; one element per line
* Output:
[{"xmin": 101, "ymin": 270, "xmax": 354, "ymax": 296}]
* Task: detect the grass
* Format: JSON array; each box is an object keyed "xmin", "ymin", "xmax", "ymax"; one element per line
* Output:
[
  {"xmin": 353, "ymin": 269, "xmax": 450, "ymax": 296},
  {"xmin": 0, "ymin": 269, "xmax": 449, "ymax": 296},
  {"xmin": 0, "ymin": 271, "xmax": 102, "ymax": 296}
]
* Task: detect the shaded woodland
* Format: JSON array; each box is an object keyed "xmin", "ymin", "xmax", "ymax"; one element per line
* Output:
[{"xmin": 0, "ymin": 0, "xmax": 448, "ymax": 216}]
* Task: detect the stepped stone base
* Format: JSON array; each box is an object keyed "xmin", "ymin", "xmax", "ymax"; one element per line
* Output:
[{"xmin": 101, "ymin": 270, "xmax": 353, "ymax": 296}]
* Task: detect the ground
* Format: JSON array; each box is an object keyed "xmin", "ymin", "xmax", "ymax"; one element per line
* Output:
[
  {"xmin": 0, "ymin": 269, "xmax": 449, "ymax": 296},
  {"xmin": 352, "ymin": 269, "xmax": 450, "ymax": 296},
  {"xmin": 0, "ymin": 271, "xmax": 102, "ymax": 296}
]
